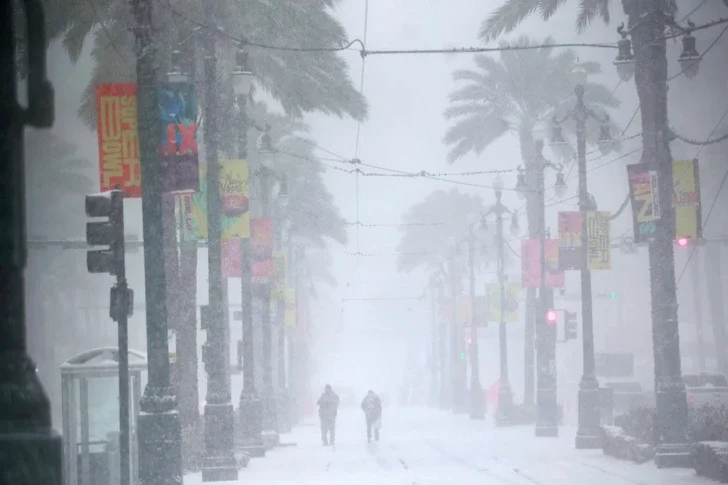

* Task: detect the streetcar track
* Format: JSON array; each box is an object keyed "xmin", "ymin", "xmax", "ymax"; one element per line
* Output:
[{"xmin": 424, "ymin": 441, "xmax": 535, "ymax": 485}]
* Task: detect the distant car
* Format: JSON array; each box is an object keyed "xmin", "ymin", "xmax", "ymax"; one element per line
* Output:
[{"xmin": 684, "ymin": 373, "xmax": 728, "ymax": 409}]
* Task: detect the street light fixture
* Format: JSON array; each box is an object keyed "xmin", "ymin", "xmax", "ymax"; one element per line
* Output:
[
  {"xmin": 553, "ymin": 171, "xmax": 568, "ymax": 199},
  {"xmin": 482, "ymin": 186, "xmax": 518, "ymax": 425},
  {"xmin": 597, "ymin": 122, "xmax": 613, "ymax": 156},
  {"xmin": 515, "ymin": 168, "xmax": 528, "ymax": 200},
  {"xmin": 232, "ymin": 48, "xmax": 254, "ymax": 97},
  {"xmin": 613, "ymin": 24, "xmax": 635, "ymax": 82},
  {"xmin": 678, "ymin": 24, "xmax": 701, "ymax": 79},
  {"xmin": 167, "ymin": 49, "xmax": 189, "ymax": 83}
]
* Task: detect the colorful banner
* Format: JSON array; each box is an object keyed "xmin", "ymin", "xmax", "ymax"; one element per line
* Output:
[
  {"xmin": 439, "ymin": 297, "xmax": 487, "ymax": 327},
  {"xmin": 486, "ymin": 283, "xmax": 519, "ymax": 323},
  {"xmin": 285, "ymin": 289, "xmax": 296, "ymax": 328},
  {"xmin": 96, "ymin": 83, "xmax": 142, "ymax": 197},
  {"xmin": 271, "ymin": 251, "xmax": 287, "ymax": 299},
  {"xmin": 251, "ymin": 219, "xmax": 274, "ymax": 278},
  {"xmin": 181, "ymin": 159, "xmax": 251, "ymax": 241},
  {"xmin": 627, "ymin": 163, "xmax": 660, "ymax": 243},
  {"xmin": 673, "ymin": 159, "xmax": 702, "ymax": 239},
  {"xmin": 558, "ymin": 211, "xmax": 583, "ymax": 270},
  {"xmin": 521, "ymin": 239, "xmax": 565, "ymax": 288},
  {"xmin": 586, "ymin": 211, "xmax": 611, "ymax": 270},
  {"xmin": 157, "ymin": 82, "xmax": 200, "ymax": 194},
  {"xmin": 222, "ymin": 239, "xmax": 241, "ymax": 278},
  {"xmin": 252, "ymin": 259, "xmax": 273, "ymax": 278}
]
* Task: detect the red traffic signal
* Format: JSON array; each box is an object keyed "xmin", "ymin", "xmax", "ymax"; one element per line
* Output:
[
  {"xmin": 676, "ymin": 237, "xmax": 689, "ymax": 247},
  {"xmin": 546, "ymin": 309, "xmax": 557, "ymax": 324}
]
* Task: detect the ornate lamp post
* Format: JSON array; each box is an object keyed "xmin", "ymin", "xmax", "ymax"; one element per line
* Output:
[
  {"xmin": 480, "ymin": 175, "xmax": 520, "ymax": 425},
  {"xmin": 446, "ymin": 237, "xmax": 467, "ymax": 414},
  {"xmin": 231, "ymin": 48, "xmax": 266, "ymax": 458},
  {"xmin": 549, "ymin": 65, "xmax": 612, "ymax": 450}
]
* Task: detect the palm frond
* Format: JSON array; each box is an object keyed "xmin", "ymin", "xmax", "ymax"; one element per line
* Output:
[{"xmin": 479, "ymin": 0, "xmax": 541, "ymax": 42}]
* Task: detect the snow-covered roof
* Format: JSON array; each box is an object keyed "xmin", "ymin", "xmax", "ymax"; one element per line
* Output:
[{"xmin": 60, "ymin": 347, "xmax": 147, "ymax": 375}]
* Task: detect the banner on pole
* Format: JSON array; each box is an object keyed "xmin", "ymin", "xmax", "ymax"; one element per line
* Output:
[
  {"xmin": 558, "ymin": 212, "xmax": 583, "ymax": 270},
  {"xmin": 222, "ymin": 239, "xmax": 241, "ymax": 278},
  {"xmin": 271, "ymin": 251, "xmax": 287, "ymax": 299},
  {"xmin": 180, "ymin": 159, "xmax": 251, "ymax": 241},
  {"xmin": 521, "ymin": 239, "xmax": 564, "ymax": 288},
  {"xmin": 96, "ymin": 83, "xmax": 142, "ymax": 197},
  {"xmin": 586, "ymin": 211, "xmax": 611, "ymax": 270},
  {"xmin": 627, "ymin": 163, "xmax": 660, "ymax": 243},
  {"xmin": 673, "ymin": 159, "xmax": 702, "ymax": 239},
  {"xmin": 157, "ymin": 82, "xmax": 200, "ymax": 194},
  {"xmin": 486, "ymin": 283, "xmax": 519, "ymax": 323},
  {"xmin": 285, "ymin": 289, "xmax": 296, "ymax": 327},
  {"xmin": 439, "ymin": 297, "xmax": 487, "ymax": 327},
  {"xmin": 250, "ymin": 219, "xmax": 274, "ymax": 278}
]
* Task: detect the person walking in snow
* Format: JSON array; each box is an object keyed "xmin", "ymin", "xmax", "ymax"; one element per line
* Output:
[
  {"xmin": 317, "ymin": 384, "xmax": 340, "ymax": 446},
  {"xmin": 361, "ymin": 390, "xmax": 382, "ymax": 442}
]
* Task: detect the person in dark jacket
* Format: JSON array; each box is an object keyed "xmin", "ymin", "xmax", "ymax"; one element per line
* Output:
[
  {"xmin": 361, "ymin": 390, "xmax": 382, "ymax": 442},
  {"xmin": 317, "ymin": 384, "xmax": 340, "ymax": 446}
]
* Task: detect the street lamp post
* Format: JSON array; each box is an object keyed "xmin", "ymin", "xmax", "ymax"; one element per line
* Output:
[
  {"xmin": 255, "ymin": 138, "xmax": 289, "ymax": 444},
  {"xmin": 464, "ymin": 218, "xmax": 485, "ymax": 420},
  {"xmin": 201, "ymin": 19, "xmax": 237, "ymax": 481},
  {"xmin": 437, "ymin": 274, "xmax": 449, "ymax": 410},
  {"xmin": 428, "ymin": 274, "xmax": 441, "ymax": 408},
  {"xmin": 131, "ymin": 0, "xmax": 183, "ymax": 482},
  {"xmin": 549, "ymin": 65, "xmax": 612, "ymax": 450},
  {"xmin": 0, "ymin": 2, "xmax": 63, "ymax": 484},
  {"xmin": 275, "ymin": 220, "xmax": 292, "ymax": 434},
  {"xmin": 481, "ymin": 175, "xmax": 520, "ymax": 424},
  {"xmin": 447, "ymin": 240, "xmax": 466, "ymax": 414},
  {"xmin": 232, "ymin": 49, "xmax": 266, "ymax": 458}
]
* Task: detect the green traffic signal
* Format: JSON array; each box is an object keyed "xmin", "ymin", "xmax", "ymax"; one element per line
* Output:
[
  {"xmin": 609, "ymin": 292, "xmax": 616, "ymax": 299},
  {"xmin": 460, "ymin": 352, "xmax": 466, "ymax": 360}
]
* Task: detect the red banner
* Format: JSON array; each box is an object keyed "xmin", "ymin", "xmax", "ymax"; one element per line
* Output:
[
  {"xmin": 521, "ymin": 239, "xmax": 564, "ymax": 288},
  {"xmin": 251, "ymin": 219, "xmax": 273, "ymax": 258},
  {"xmin": 252, "ymin": 259, "xmax": 273, "ymax": 278},
  {"xmin": 222, "ymin": 239, "xmax": 241, "ymax": 278},
  {"xmin": 96, "ymin": 84, "xmax": 141, "ymax": 197}
]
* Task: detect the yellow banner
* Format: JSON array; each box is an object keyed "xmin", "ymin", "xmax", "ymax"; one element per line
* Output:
[
  {"xmin": 271, "ymin": 251, "xmax": 287, "ymax": 300},
  {"xmin": 673, "ymin": 159, "xmax": 701, "ymax": 239},
  {"xmin": 285, "ymin": 289, "xmax": 296, "ymax": 327},
  {"xmin": 181, "ymin": 159, "xmax": 250, "ymax": 240},
  {"xmin": 487, "ymin": 283, "xmax": 519, "ymax": 323},
  {"xmin": 586, "ymin": 211, "xmax": 611, "ymax": 270}
]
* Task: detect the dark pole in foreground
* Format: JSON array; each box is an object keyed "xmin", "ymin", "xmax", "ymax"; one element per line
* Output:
[
  {"xmin": 131, "ymin": 0, "xmax": 183, "ymax": 482},
  {"xmin": 573, "ymin": 84, "xmax": 600, "ymax": 449},
  {"xmin": 534, "ymin": 141, "xmax": 558, "ymax": 438},
  {"xmin": 236, "ymin": 93, "xmax": 265, "ymax": 457},
  {"xmin": 467, "ymin": 232, "xmax": 484, "ymax": 419},
  {"xmin": 201, "ymin": 11, "xmax": 237, "ymax": 479},
  {"xmin": 691, "ymin": 244, "xmax": 705, "ymax": 372},
  {"xmin": 0, "ymin": 1, "xmax": 62, "ymax": 483}
]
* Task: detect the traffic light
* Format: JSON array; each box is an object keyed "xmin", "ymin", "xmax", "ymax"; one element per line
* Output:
[
  {"xmin": 85, "ymin": 189, "xmax": 124, "ymax": 274},
  {"xmin": 546, "ymin": 308, "xmax": 557, "ymax": 324},
  {"xmin": 676, "ymin": 237, "xmax": 690, "ymax": 247},
  {"xmin": 564, "ymin": 311, "xmax": 578, "ymax": 340}
]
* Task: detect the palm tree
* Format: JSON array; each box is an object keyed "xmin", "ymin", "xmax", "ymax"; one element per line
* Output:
[
  {"xmin": 396, "ymin": 189, "xmax": 487, "ymax": 273},
  {"xmin": 43, "ymin": 0, "xmax": 367, "ymax": 128},
  {"xmin": 479, "ymin": 0, "xmax": 695, "ymax": 453},
  {"xmin": 443, "ymin": 36, "xmax": 618, "ymax": 406}
]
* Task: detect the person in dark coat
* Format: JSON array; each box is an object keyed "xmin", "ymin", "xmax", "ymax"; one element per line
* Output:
[
  {"xmin": 317, "ymin": 384, "xmax": 340, "ymax": 446},
  {"xmin": 361, "ymin": 390, "xmax": 382, "ymax": 442}
]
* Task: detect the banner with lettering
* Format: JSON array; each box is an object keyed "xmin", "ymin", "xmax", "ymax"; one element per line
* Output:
[
  {"xmin": 486, "ymin": 283, "xmax": 519, "ymax": 323},
  {"xmin": 96, "ymin": 84, "xmax": 142, "ymax": 197},
  {"xmin": 180, "ymin": 159, "xmax": 251, "ymax": 241},
  {"xmin": 558, "ymin": 211, "xmax": 583, "ymax": 270},
  {"xmin": 157, "ymin": 82, "xmax": 200, "ymax": 194},
  {"xmin": 521, "ymin": 239, "xmax": 565, "ymax": 288},
  {"xmin": 673, "ymin": 159, "xmax": 702, "ymax": 239},
  {"xmin": 627, "ymin": 163, "xmax": 660, "ymax": 243},
  {"xmin": 586, "ymin": 211, "xmax": 611, "ymax": 270}
]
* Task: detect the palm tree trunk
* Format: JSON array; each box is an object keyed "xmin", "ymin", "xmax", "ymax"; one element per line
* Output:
[
  {"xmin": 519, "ymin": 128, "xmax": 538, "ymax": 408},
  {"xmin": 624, "ymin": 0, "xmax": 688, "ymax": 456},
  {"xmin": 704, "ymin": 242, "xmax": 727, "ymax": 374}
]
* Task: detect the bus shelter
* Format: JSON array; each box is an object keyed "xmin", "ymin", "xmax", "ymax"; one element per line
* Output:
[{"xmin": 61, "ymin": 347, "xmax": 147, "ymax": 485}]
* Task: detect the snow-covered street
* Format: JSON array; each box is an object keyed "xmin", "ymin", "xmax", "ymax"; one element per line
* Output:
[{"xmin": 186, "ymin": 407, "xmax": 711, "ymax": 485}]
